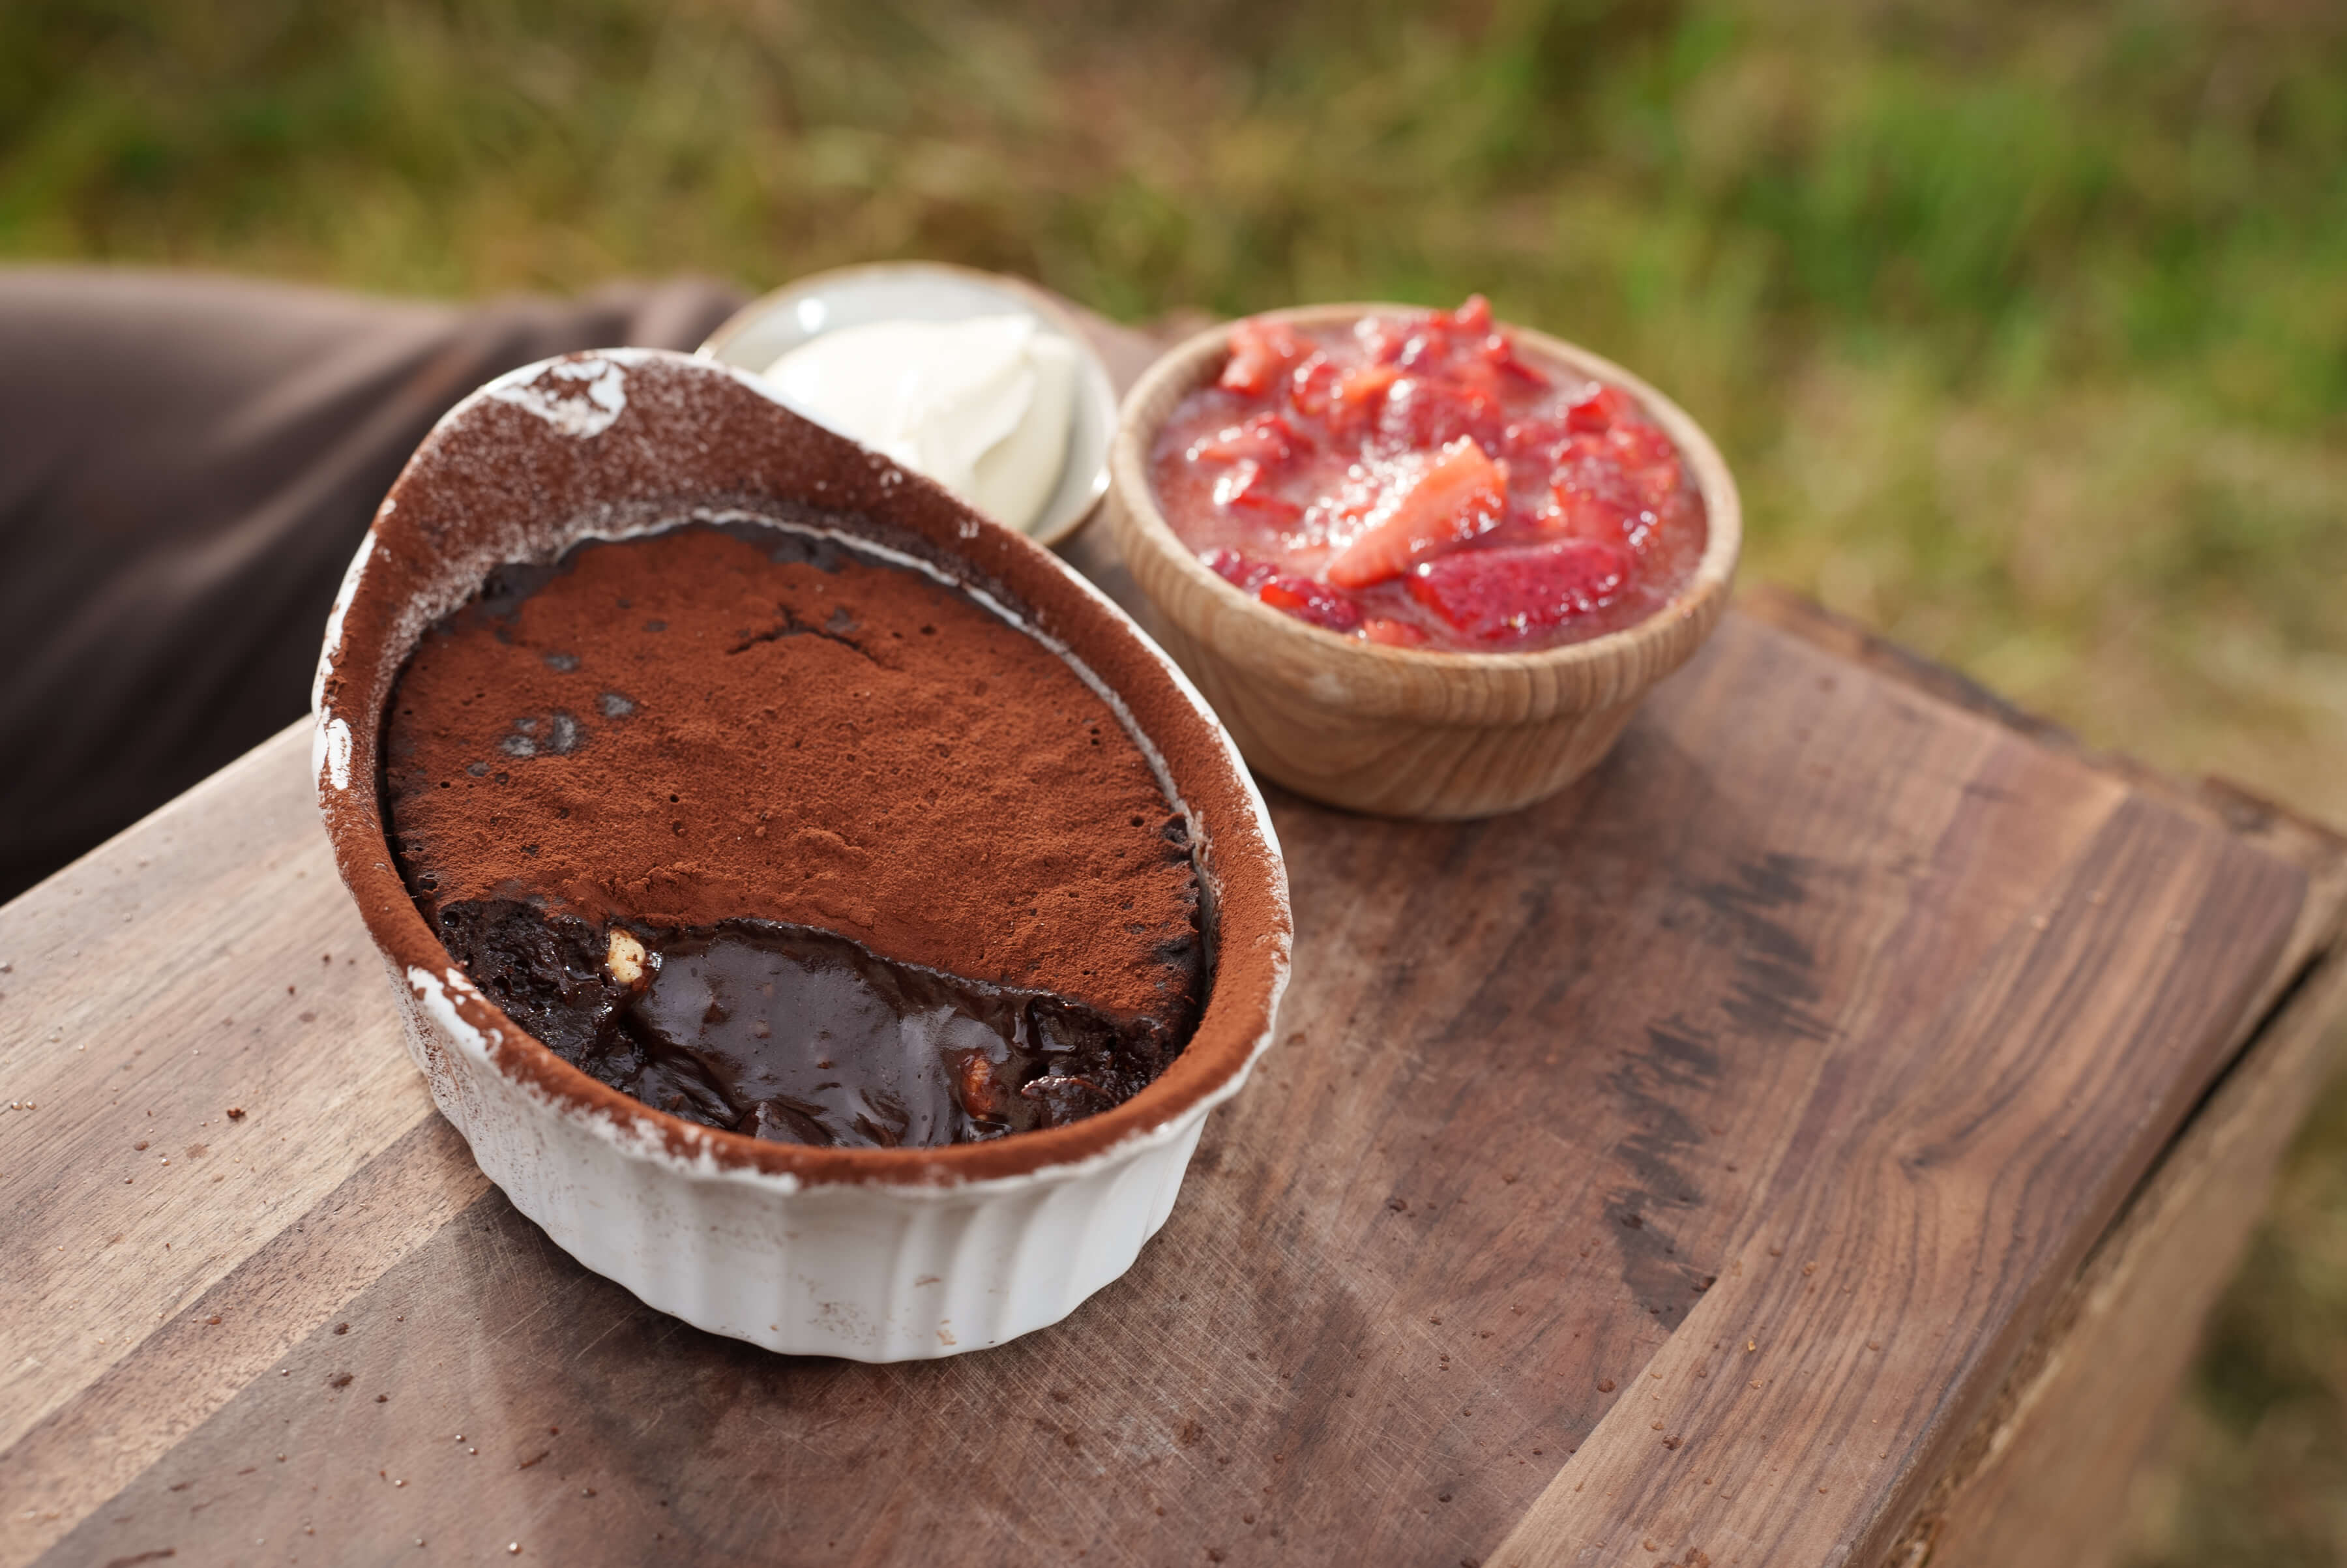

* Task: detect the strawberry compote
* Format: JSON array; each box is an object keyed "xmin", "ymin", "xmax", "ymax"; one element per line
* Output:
[{"xmin": 1148, "ymin": 297, "xmax": 1708, "ymax": 652}]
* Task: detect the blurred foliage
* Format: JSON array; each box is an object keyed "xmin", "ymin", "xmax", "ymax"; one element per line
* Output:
[
  {"xmin": 2125, "ymin": 1067, "xmax": 2347, "ymax": 1566},
  {"xmin": 2, "ymin": 0, "xmax": 2340, "ymax": 820},
  {"xmin": 4, "ymin": 0, "xmax": 2346, "ymax": 1554}
]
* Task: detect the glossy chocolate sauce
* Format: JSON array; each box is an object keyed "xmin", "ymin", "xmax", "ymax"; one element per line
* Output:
[{"xmin": 434, "ymin": 902, "xmax": 1178, "ymax": 1146}]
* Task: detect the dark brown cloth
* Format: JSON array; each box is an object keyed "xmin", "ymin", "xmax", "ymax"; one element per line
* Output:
[{"xmin": 0, "ymin": 267, "xmax": 748, "ymax": 900}]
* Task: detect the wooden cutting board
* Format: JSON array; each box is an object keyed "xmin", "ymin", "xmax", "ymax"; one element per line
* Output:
[{"xmin": 4, "ymin": 310, "xmax": 2343, "ymax": 1568}]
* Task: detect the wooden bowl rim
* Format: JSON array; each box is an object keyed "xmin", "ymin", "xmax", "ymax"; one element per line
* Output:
[{"xmin": 1108, "ymin": 301, "xmax": 1743, "ymax": 682}]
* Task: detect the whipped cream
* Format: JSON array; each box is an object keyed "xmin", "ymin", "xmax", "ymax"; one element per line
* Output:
[{"xmin": 762, "ymin": 315, "xmax": 1076, "ymax": 535}]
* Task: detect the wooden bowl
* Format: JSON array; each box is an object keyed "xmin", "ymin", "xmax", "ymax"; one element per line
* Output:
[{"xmin": 1105, "ymin": 304, "xmax": 1743, "ymax": 819}]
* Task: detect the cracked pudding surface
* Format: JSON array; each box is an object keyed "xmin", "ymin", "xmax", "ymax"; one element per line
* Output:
[{"xmin": 381, "ymin": 519, "xmax": 1206, "ymax": 1148}]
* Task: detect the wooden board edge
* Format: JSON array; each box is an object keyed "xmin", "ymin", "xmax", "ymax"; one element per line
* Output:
[
  {"xmin": 1736, "ymin": 584, "xmax": 2347, "ymax": 994},
  {"xmin": 1734, "ymin": 583, "xmax": 2347, "ymax": 869},
  {"xmin": 0, "ymin": 1113, "xmax": 485, "ymax": 1567},
  {"xmin": 1484, "ymin": 788, "xmax": 2307, "ymax": 1567},
  {"xmin": 1874, "ymin": 939, "xmax": 2347, "ymax": 1567}
]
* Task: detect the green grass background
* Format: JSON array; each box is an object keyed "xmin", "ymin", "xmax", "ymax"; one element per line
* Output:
[{"xmin": 7, "ymin": 0, "xmax": 2344, "ymax": 1554}]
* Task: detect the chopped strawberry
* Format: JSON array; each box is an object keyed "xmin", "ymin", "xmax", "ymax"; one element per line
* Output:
[
  {"xmin": 1450, "ymin": 295, "xmax": 1494, "ymax": 334},
  {"xmin": 1560, "ymin": 430, "xmax": 1612, "ymax": 465},
  {"xmin": 1235, "ymin": 496, "xmax": 1303, "ymax": 524},
  {"xmin": 1361, "ymin": 617, "xmax": 1430, "ymax": 648},
  {"xmin": 1501, "ymin": 415, "xmax": 1575, "ymax": 467},
  {"xmin": 1480, "ymin": 332, "xmax": 1551, "ymax": 386},
  {"xmin": 1565, "ymin": 383, "xmax": 1634, "ymax": 434},
  {"xmin": 1552, "ymin": 447, "xmax": 1642, "ymax": 512},
  {"xmin": 1258, "ymin": 574, "xmax": 1364, "ymax": 632},
  {"xmin": 1327, "ymin": 363, "xmax": 1401, "ymax": 433},
  {"xmin": 1544, "ymin": 485, "xmax": 1639, "ymax": 547},
  {"xmin": 1220, "ymin": 319, "xmax": 1308, "ymax": 396},
  {"xmin": 1324, "ymin": 437, "xmax": 1507, "ymax": 589},
  {"xmin": 1445, "ymin": 353, "xmax": 1511, "ymax": 402},
  {"xmin": 1407, "ymin": 540, "xmax": 1629, "ymax": 640},
  {"xmin": 1605, "ymin": 419, "xmax": 1678, "ymax": 471},
  {"xmin": 1395, "ymin": 328, "xmax": 1451, "ymax": 373},
  {"xmin": 1629, "ymin": 460, "xmax": 1681, "ymax": 512},
  {"xmin": 1353, "ymin": 315, "xmax": 1408, "ymax": 364},
  {"xmin": 1211, "ymin": 460, "xmax": 1260, "ymax": 507},
  {"xmin": 1379, "ymin": 376, "xmax": 1506, "ymax": 452},
  {"xmin": 1200, "ymin": 548, "xmax": 1275, "ymax": 594},
  {"xmin": 1212, "ymin": 460, "xmax": 1303, "ymax": 522},
  {"xmin": 1288, "ymin": 354, "xmax": 1340, "ymax": 418},
  {"xmin": 1193, "ymin": 412, "xmax": 1308, "ymax": 467}
]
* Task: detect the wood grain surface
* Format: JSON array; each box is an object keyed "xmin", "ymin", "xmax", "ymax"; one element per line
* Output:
[
  {"xmin": 1737, "ymin": 584, "xmax": 2347, "ymax": 1568},
  {"xmin": 1737, "ymin": 583, "xmax": 2347, "ymax": 1032},
  {"xmin": 5, "ymin": 308, "xmax": 2343, "ymax": 1568},
  {"xmin": 1896, "ymin": 947, "xmax": 2347, "ymax": 1568},
  {"xmin": 3, "ymin": 600, "xmax": 2330, "ymax": 1568},
  {"xmin": 1487, "ymin": 788, "xmax": 2297, "ymax": 1568}
]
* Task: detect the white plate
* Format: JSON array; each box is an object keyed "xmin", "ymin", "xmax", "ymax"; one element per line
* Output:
[{"xmin": 698, "ymin": 261, "xmax": 1117, "ymax": 548}]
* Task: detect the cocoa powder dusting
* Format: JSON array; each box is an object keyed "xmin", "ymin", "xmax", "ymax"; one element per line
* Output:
[{"xmin": 383, "ymin": 522, "xmax": 1201, "ymax": 1022}]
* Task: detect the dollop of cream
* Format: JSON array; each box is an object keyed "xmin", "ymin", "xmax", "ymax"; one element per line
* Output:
[{"xmin": 763, "ymin": 315, "xmax": 1076, "ymax": 535}]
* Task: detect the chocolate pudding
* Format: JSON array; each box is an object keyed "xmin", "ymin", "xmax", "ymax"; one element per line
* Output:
[{"xmin": 382, "ymin": 518, "xmax": 1206, "ymax": 1149}]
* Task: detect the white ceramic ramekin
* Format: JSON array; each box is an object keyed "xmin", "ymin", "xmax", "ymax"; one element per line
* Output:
[{"xmin": 316, "ymin": 348, "xmax": 1291, "ymax": 1361}]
